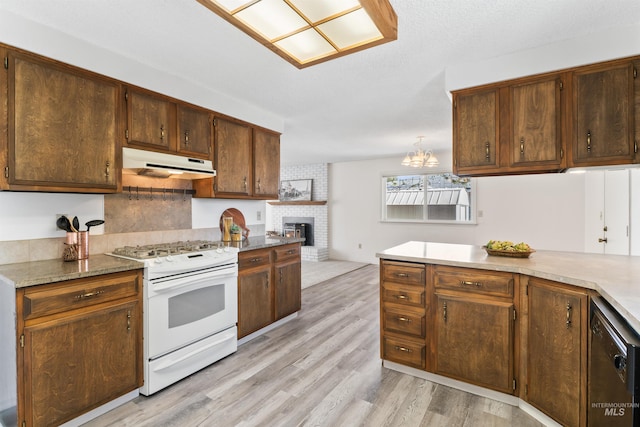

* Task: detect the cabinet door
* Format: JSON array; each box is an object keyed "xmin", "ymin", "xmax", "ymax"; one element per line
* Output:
[
  {"xmin": 238, "ymin": 267, "xmax": 272, "ymax": 338},
  {"xmin": 177, "ymin": 105, "xmax": 212, "ymax": 159},
  {"xmin": 510, "ymin": 77, "xmax": 563, "ymax": 168},
  {"xmin": 253, "ymin": 128, "xmax": 280, "ymax": 199},
  {"xmin": 21, "ymin": 301, "xmax": 141, "ymax": 427},
  {"xmin": 453, "ymin": 89, "xmax": 500, "ymax": 175},
  {"xmin": 274, "ymin": 259, "xmax": 301, "ymax": 320},
  {"xmin": 434, "ymin": 294, "xmax": 514, "ymax": 394},
  {"xmin": 213, "ymin": 117, "xmax": 252, "ymax": 196},
  {"xmin": 8, "ymin": 52, "xmax": 118, "ymax": 191},
  {"xmin": 126, "ymin": 89, "xmax": 174, "ymax": 151},
  {"xmin": 571, "ymin": 62, "xmax": 635, "ymax": 166},
  {"xmin": 526, "ymin": 278, "xmax": 587, "ymax": 427}
]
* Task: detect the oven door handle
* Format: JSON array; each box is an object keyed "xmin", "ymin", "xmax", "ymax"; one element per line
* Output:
[
  {"xmin": 152, "ymin": 329, "xmax": 236, "ymax": 372},
  {"xmin": 151, "ymin": 268, "xmax": 237, "ymax": 293}
]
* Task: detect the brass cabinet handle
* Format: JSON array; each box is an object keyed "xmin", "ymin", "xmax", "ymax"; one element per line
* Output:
[
  {"xmin": 395, "ymin": 294, "xmax": 408, "ymax": 300},
  {"xmin": 598, "ymin": 237, "xmax": 608, "ymax": 243},
  {"xmin": 243, "ymin": 177, "xmax": 247, "ymax": 191},
  {"xmin": 566, "ymin": 302, "xmax": 572, "ymax": 328},
  {"xmin": 397, "ymin": 316, "xmax": 411, "ymax": 323},
  {"xmin": 105, "ymin": 161, "xmax": 110, "ymax": 178},
  {"xmin": 587, "ymin": 130, "xmax": 591, "ymax": 153},
  {"xmin": 250, "ymin": 257, "xmax": 262, "ymax": 263},
  {"xmin": 485, "ymin": 142, "xmax": 490, "ymax": 161},
  {"xmin": 443, "ymin": 301, "xmax": 447, "ymax": 323},
  {"xmin": 520, "ymin": 138, "xmax": 525, "ymax": 156},
  {"xmin": 460, "ymin": 280, "xmax": 482, "ymax": 287},
  {"xmin": 286, "ymin": 249, "xmax": 296, "ymax": 255},
  {"xmin": 394, "ymin": 346, "xmax": 412, "ymax": 353},
  {"xmin": 160, "ymin": 124, "xmax": 165, "ymax": 140},
  {"xmin": 395, "ymin": 272, "xmax": 409, "ymax": 278},
  {"xmin": 184, "ymin": 130, "xmax": 190, "ymax": 145},
  {"xmin": 256, "ymin": 178, "xmax": 261, "ymax": 191},
  {"xmin": 74, "ymin": 289, "xmax": 104, "ymax": 300},
  {"xmin": 127, "ymin": 310, "xmax": 131, "ymax": 332}
]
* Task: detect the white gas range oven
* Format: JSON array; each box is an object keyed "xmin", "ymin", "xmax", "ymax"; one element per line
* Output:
[{"xmin": 109, "ymin": 240, "xmax": 238, "ymax": 395}]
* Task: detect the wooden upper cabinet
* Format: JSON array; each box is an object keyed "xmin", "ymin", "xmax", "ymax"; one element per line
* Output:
[
  {"xmin": 213, "ymin": 116, "xmax": 252, "ymax": 196},
  {"xmin": 253, "ymin": 128, "xmax": 280, "ymax": 199},
  {"xmin": 509, "ymin": 75, "xmax": 564, "ymax": 169},
  {"xmin": 570, "ymin": 60, "xmax": 636, "ymax": 166},
  {"xmin": 453, "ymin": 88, "xmax": 500, "ymax": 175},
  {"xmin": 177, "ymin": 105, "xmax": 212, "ymax": 159},
  {"xmin": 125, "ymin": 88, "xmax": 174, "ymax": 151},
  {"xmin": 6, "ymin": 51, "xmax": 119, "ymax": 192}
]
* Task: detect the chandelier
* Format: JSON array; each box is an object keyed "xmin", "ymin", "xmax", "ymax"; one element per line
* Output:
[{"xmin": 401, "ymin": 136, "xmax": 439, "ymax": 168}]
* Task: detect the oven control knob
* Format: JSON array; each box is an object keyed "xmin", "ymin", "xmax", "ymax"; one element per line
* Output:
[
  {"xmin": 166, "ymin": 255, "xmax": 174, "ymax": 262},
  {"xmin": 154, "ymin": 257, "xmax": 163, "ymax": 264},
  {"xmin": 216, "ymin": 248, "xmax": 223, "ymax": 253}
]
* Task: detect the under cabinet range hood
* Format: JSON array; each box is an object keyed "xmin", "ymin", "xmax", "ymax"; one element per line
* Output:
[{"xmin": 122, "ymin": 147, "xmax": 216, "ymax": 179}]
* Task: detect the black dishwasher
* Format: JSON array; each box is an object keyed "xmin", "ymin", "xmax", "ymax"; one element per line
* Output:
[{"xmin": 589, "ymin": 296, "xmax": 640, "ymax": 426}]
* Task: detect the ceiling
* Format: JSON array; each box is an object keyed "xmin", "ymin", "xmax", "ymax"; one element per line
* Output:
[{"xmin": 1, "ymin": 0, "xmax": 639, "ymax": 166}]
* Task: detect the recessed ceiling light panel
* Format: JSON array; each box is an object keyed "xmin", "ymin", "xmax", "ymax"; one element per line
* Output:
[{"xmin": 196, "ymin": 0, "xmax": 397, "ymax": 68}]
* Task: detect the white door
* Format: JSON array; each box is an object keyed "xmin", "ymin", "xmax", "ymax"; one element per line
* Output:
[{"xmin": 584, "ymin": 169, "xmax": 629, "ymax": 255}]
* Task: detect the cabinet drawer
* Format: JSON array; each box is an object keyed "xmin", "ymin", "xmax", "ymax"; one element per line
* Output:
[
  {"xmin": 22, "ymin": 270, "xmax": 141, "ymax": 320},
  {"xmin": 239, "ymin": 248, "xmax": 271, "ymax": 270},
  {"xmin": 274, "ymin": 244, "xmax": 300, "ymax": 263},
  {"xmin": 382, "ymin": 304, "xmax": 426, "ymax": 338},
  {"xmin": 382, "ymin": 335, "xmax": 426, "ymax": 370},
  {"xmin": 382, "ymin": 261, "xmax": 425, "ymax": 286},
  {"xmin": 433, "ymin": 265, "xmax": 514, "ymax": 298},
  {"xmin": 381, "ymin": 282, "xmax": 426, "ymax": 307}
]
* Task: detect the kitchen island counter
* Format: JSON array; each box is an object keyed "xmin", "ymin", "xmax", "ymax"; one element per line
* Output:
[
  {"xmin": 0, "ymin": 254, "xmax": 143, "ymax": 289},
  {"xmin": 377, "ymin": 241, "xmax": 640, "ymax": 332}
]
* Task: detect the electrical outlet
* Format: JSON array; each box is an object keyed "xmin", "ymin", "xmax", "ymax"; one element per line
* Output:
[{"xmin": 257, "ymin": 211, "xmax": 262, "ymax": 221}]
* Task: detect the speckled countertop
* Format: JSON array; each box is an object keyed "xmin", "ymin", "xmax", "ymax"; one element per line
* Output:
[
  {"xmin": 0, "ymin": 254, "xmax": 143, "ymax": 289},
  {"xmin": 233, "ymin": 236, "xmax": 305, "ymax": 252},
  {"xmin": 377, "ymin": 241, "xmax": 640, "ymax": 332},
  {"xmin": 0, "ymin": 237, "xmax": 304, "ymax": 290}
]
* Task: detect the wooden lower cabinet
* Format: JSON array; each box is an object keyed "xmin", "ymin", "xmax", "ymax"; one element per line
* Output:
[
  {"xmin": 238, "ymin": 243, "xmax": 302, "ymax": 339},
  {"xmin": 523, "ymin": 276, "xmax": 588, "ymax": 427},
  {"xmin": 379, "ymin": 261, "xmax": 591, "ymax": 427},
  {"xmin": 433, "ymin": 294, "xmax": 515, "ymax": 394},
  {"xmin": 380, "ymin": 260, "xmax": 427, "ymax": 370},
  {"xmin": 432, "ymin": 265, "xmax": 517, "ymax": 394},
  {"xmin": 16, "ymin": 270, "xmax": 143, "ymax": 427},
  {"xmin": 238, "ymin": 251, "xmax": 272, "ymax": 337},
  {"xmin": 273, "ymin": 245, "xmax": 302, "ymax": 320}
]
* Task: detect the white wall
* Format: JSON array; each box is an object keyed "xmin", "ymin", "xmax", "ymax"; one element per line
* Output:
[
  {"xmin": 445, "ymin": 23, "xmax": 640, "ymax": 93},
  {"xmin": 329, "ymin": 156, "xmax": 586, "ymax": 264}
]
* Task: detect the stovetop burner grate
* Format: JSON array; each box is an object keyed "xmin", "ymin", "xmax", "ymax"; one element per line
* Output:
[{"xmin": 112, "ymin": 240, "xmax": 223, "ymax": 259}]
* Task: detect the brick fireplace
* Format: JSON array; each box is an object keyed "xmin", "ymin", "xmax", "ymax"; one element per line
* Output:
[{"xmin": 267, "ymin": 164, "xmax": 328, "ymax": 262}]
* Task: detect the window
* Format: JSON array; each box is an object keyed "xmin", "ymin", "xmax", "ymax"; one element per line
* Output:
[{"xmin": 382, "ymin": 173, "xmax": 474, "ymax": 223}]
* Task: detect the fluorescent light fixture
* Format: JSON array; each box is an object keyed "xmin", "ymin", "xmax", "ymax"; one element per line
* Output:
[{"xmin": 196, "ymin": 0, "xmax": 397, "ymax": 68}]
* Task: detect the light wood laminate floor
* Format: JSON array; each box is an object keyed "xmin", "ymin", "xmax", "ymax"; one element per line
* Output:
[{"xmin": 84, "ymin": 264, "xmax": 543, "ymax": 427}]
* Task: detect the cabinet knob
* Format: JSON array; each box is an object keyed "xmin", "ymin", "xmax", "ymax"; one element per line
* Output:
[
  {"xmin": 598, "ymin": 237, "xmax": 608, "ymax": 243},
  {"xmin": 105, "ymin": 161, "xmax": 110, "ymax": 178},
  {"xmin": 485, "ymin": 142, "xmax": 490, "ymax": 162},
  {"xmin": 566, "ymin": 302, "xmax": 572, "ymax": 328},
  {"xmin": 394, "ymin": 346, "xmax": 412, "ymax": 353},
  {"xmin": 586, "ymin": 130, "xmax": 591, "ymax": 153},
  {"xmin": 184, "ymin": 130, "xmax": 190, "ymax": 145},
  {"xmin": 160, "ymin": 124, "xmax": 165, "ymax": 140},
  {"xmin": 395, "ymin": 294, "xmax": 408, "ymax": 300},
  {"xmin": 520, "ymin": 138, "xmax": 525, "ymax": 156},
  {"xmin": 397, "ymin": 316, "xmax": 411, "ymax": 323}
]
